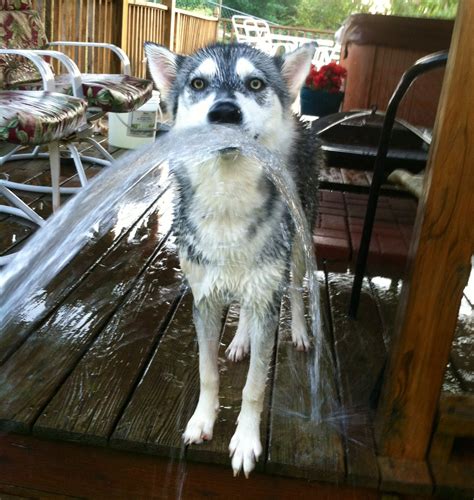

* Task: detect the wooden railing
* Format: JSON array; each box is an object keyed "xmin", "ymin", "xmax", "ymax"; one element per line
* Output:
[
  {"xmin": 174, "ymin": 8, "xmax": 218, "ymax": 55},
  {"xmin": 31, "ymin": 0, "xmax": 218, "ymax": 77},
  {"xmin": 270, "ymin": 24, "xmax": 335, "ymax": 41},
  {"xmin": 32, "ymin": 0, "xmax": 122, "ymax": 74},
  {"xmin": 124, "ymin": 0, "xmax": 167, "ymax": 78}
]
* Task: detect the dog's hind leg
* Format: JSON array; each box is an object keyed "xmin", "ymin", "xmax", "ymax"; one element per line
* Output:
[
  {"xmin": 229, "ymin": 304, "xmax": 278, "ymax": 477},
  {"xmin": 290, "ymin": 240, "xmax": 311, "ymax": 351},
  {"xmin": 226, "ymin": 306, "xmax": 250, "ymax": 362},
  {"xmin": 183, "ymin": 298, "xmax": 222, "ymax": 444}
]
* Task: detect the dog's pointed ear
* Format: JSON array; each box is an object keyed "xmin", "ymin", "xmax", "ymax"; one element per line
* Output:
[
  {"xmin": 144, "ymin": 42, "xmax": 180, "ymax": 98},
  {"xmin": 280, "ymin": 43, "xmax": 316, "ymax": 101}
]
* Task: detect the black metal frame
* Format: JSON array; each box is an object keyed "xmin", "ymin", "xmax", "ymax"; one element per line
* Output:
[{"xmin": 348, "ymin": 51, "xmax": 449, "ymax": 318}]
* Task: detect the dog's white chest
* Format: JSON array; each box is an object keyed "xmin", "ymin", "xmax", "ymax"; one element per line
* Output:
[
  {"xmin": 188, "ymin": 156, "xmax": 266, "ymax": 249},
  {"xmin": 180, "ymin": 156, "xmax": 284, "ymax": 302}
]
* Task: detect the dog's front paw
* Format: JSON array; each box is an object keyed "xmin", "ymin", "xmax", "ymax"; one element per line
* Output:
[
  {"xmin": 229, "ymin": 422, "xmax": 262, "ymax": 477},
  {"xmin": 183, "ymin": 405, "xmax": 217, "ymax": 445},
  {"xmin": 226, "ymin": 335, "xmax": 250, "ymax": 362},
  {"xmin": 291, "ymin": 320, "xmax": 311, "ymax": 351}
]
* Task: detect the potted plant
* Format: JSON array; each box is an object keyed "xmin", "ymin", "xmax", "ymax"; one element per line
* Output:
[{"xmin": 300, "ymin": 61, "xmax": 347, "ymax": 116}]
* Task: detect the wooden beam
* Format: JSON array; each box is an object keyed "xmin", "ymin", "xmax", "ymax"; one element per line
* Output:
[
  {"xmin": 375, "ymin": 0, "xmax": 474, "ymax": 460},
  {"xmin": 119, "ymin": 0, "xmax": 130, "ymax": 53},
  {"xmin": 162, "ymin": 0, "xmax": 176, "ymax": 51},
  {"xmin": 0, "ymin": 433, "xmax": 378, "ymax": 499}
]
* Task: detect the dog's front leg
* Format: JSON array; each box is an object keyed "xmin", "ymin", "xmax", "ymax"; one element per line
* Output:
[
  {"xmin": 183, "ymin": 298, "xmax": 222, "ymax": 444},
  {"xmin": 229, "ymin": 304, "xmax": 278, "ymax": 477}
]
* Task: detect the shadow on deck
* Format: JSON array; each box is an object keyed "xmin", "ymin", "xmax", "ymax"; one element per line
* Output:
[{"xmin": 0, "ymin": 141, "xmax": 472, "ymax": 499}]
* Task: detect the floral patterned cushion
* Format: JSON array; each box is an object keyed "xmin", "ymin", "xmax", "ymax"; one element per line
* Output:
[
  {"xmin": 0, "ymin": 0, "xmax": 32, "ymax": 10},
  {"xmin": 0, "ymin": 91, "xmax": 87, "ymax": 145},
  {"xmin": 0, "ymin": 10, "xmax": 49, "ymax": 87},
  {"xmin": 54, "ymin": 74, "xmax": 154, "ymax": 113}
]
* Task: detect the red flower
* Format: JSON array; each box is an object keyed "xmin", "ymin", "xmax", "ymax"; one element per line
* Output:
[{"xmin": 305, "ymin": 62, "xmax": 347, "ymax": 92}]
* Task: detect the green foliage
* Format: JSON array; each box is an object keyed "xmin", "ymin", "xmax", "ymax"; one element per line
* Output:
[
  {"xmin": 224, "ymin": 0, "xmax": 458, "ymax": 30},
  {"xmin": 389, "ymin": 0, "xmax": 458, "ymax": 18},
  {"xmin": 175, "ymin": 0, "xmax": 458, "ymax": 29},
  {"xmin": 223, "ymin": 0, "xmax": 298, "ymax": 24},
  {"xmin": 176, "ymin": 0, "xmax": 213, "ymax": 15},
  {"xmin": 295, "ymin": 0, "xmax": 372, "ymax": 30}
]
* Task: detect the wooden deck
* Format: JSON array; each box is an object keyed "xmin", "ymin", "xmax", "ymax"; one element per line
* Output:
[{"xmin": 0, "ymin": 143, "xmax": 472, "ymax": 498}]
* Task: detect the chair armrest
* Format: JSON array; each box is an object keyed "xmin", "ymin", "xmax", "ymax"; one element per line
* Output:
[
  {"xmin": 48, "ymin": 42, "xmax": 131, "ymax": 76},
  {"xmin": 0, "ymin": 49, "xmax": 55, "ymax": 91},
  {"xmin": 27, "ymin": 50, "xmax": 84, "ymax": 98}
]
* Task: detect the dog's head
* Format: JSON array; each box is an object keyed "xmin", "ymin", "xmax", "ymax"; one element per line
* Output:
[{"xmin": 144, "ymin": 42, "xmax": 314, "ymax": 150}]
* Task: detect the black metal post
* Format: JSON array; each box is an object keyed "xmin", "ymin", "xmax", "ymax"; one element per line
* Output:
[{"xmin": 348, "ymin": 51, "xmax": 448, "ymax": 318}]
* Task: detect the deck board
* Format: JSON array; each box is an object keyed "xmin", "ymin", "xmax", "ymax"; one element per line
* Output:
[
  {"xmin": 110, "ymin": 292, "xmax": 200, "ymax": 456},
  {"xmin": 266, "ymin": 286, "xmax": 345, "ymax": 481},
  {"xmin": 0, "ymin": 193, "xmax": 168, "ymax": 433},
  {"xmin": 327, "ymin": 273, "xmax": 385, "ymax": 488},
  {"xmin": 33, "ymin": 240, "xmax": 182, "ymax": 445},
  {"xmin": 0, "ymin": 180, "xmax": 169, "ymax": 366}
]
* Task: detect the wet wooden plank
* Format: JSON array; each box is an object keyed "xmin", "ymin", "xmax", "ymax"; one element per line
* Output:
[
  {"xmin": 0, "ymin": 483, "xmax": 79, "ymax": 499},
  {"xmin": 185, "ymin": 304, "xmax": 271, "ymax": 472},
  {"xmin": 368, "ymin": 276, "xmax": 402, "ymax": 350},
  {"xmin": 0, "ymin": 193, "xmax": 171, "ymax": 433},
  {"xmin": 33, "ymin": 240, "xmax": 183, "ymax": 445},
  {"xmin": 327, "ymin": 273, "xmax": 385, "ymax": 487},
  {"xmin": 0, "ymin": 176, "xmax": 170, "ymax": 366},
  {"xmin": 266, "ymin": 280, "xmax": 345, "ymax": 481},
  {"xmin": 431, "ymin": 461, "xmax": 474, "ymax": 498},
  {"xmin": 378, "ymin": 456, "xmax": 432, "ymax": 495},
  {"xmin": 111, "ymin": 292, "xmax": 199, "ymax": 456},
  {"xmin": 0, "ymin": 433, "xmax": 380, "ymax": 500}
]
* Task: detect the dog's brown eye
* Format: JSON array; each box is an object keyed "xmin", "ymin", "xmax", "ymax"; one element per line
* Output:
[
  {"xmin": 248, "ymin": 78, "xmax": 264, "ymax": 91},
  {"xmin": 191, "ymin": 78, "xmax": 206, "ymax": 90}
]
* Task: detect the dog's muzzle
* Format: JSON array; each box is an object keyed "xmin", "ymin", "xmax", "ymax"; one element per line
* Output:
[{"xmin": 208, "ymin": 100, "xmax": 242, "ymax": 125}]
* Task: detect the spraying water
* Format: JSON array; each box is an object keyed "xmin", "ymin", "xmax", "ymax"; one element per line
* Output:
[{"xmin": 0, "ymin": 125, "xmax": 336, "ymax": 420}]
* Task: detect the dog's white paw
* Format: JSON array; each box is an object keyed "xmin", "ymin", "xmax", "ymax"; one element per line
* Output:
[
  {"xmin": 229, "ymin": 422, "xmax": 262, "ymax": 477},
  {"xmin": 226, "ymin": 335, "xmax": 250, "ymax": 362},
  {"xmin": 183, "ymin": 406, "xmax": 217, "ymax": 445},
  {"xmin": 291, "ymin": 320, "xmax": 311, "ymax": 351}
]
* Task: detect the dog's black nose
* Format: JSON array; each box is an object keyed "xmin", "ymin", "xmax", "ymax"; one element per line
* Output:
[{"xmin": 208, "ymin": 100, "xmax": 242, "ymax": 124}]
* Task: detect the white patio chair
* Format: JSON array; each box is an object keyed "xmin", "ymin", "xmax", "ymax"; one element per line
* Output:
[
  {"xmin": 0, "ymin": 51, "xmax": 87, "ymax": 266},
  {"xmin": 231, "ymin": 15, "xmax": 297, "ymax": 55}
]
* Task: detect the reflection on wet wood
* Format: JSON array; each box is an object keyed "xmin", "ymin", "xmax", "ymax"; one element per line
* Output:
[
  {"xmin": 111, "ymin": 292, "xmax": 199, "ymax": 455},
  {"xmin": 34, "ymin": 243, "xmax": 182, "ymax": 445},
  {"xmin": 0, "ymin": 198, "xmax": 166, "ymax": 433},
  {"xmin": 0, "ymin": 184, "xmax": 169, "ymax": 366},
  {"xmin": 266, "ymin": 287, "xmax": 345, "ymax": 481},
  {"xmin": 327, "ymin": 273, "xmax": 384, "ymax": 487}
]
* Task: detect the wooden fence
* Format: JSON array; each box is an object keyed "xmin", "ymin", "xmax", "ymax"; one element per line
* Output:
[
  {"xmin": 31, "ymin": 0, "xmax": 218, "ymax": 77},
  {"xmin": 174, "ymin": 8, "xmax": 218, "ymax": 56}
]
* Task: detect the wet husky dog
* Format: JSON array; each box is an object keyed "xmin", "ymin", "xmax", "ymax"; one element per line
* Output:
[{"xmin": 145, "ymin": 42, "xmax": 323, "ymax": 476}]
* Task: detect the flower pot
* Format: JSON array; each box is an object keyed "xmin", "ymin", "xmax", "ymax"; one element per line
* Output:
[{"xmin": 300, "ymin": 88, "xmax": 344, "ymax": 117}]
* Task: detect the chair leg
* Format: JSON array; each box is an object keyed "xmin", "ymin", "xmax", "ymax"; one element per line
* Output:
[
  {"xmin": 48, "ymin": 141, "xmax": 61, "ymax": 212},
  {"xmin": 66, "ymin": 143, "xmax": 89, "ymax": 187},
  {"xmin": 83, "ymin": 137, "xmax": 115, "ymax": 163},
  {"xmin": 0, "ymin": 184, "xmax": 45, "ymax": 226}
]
